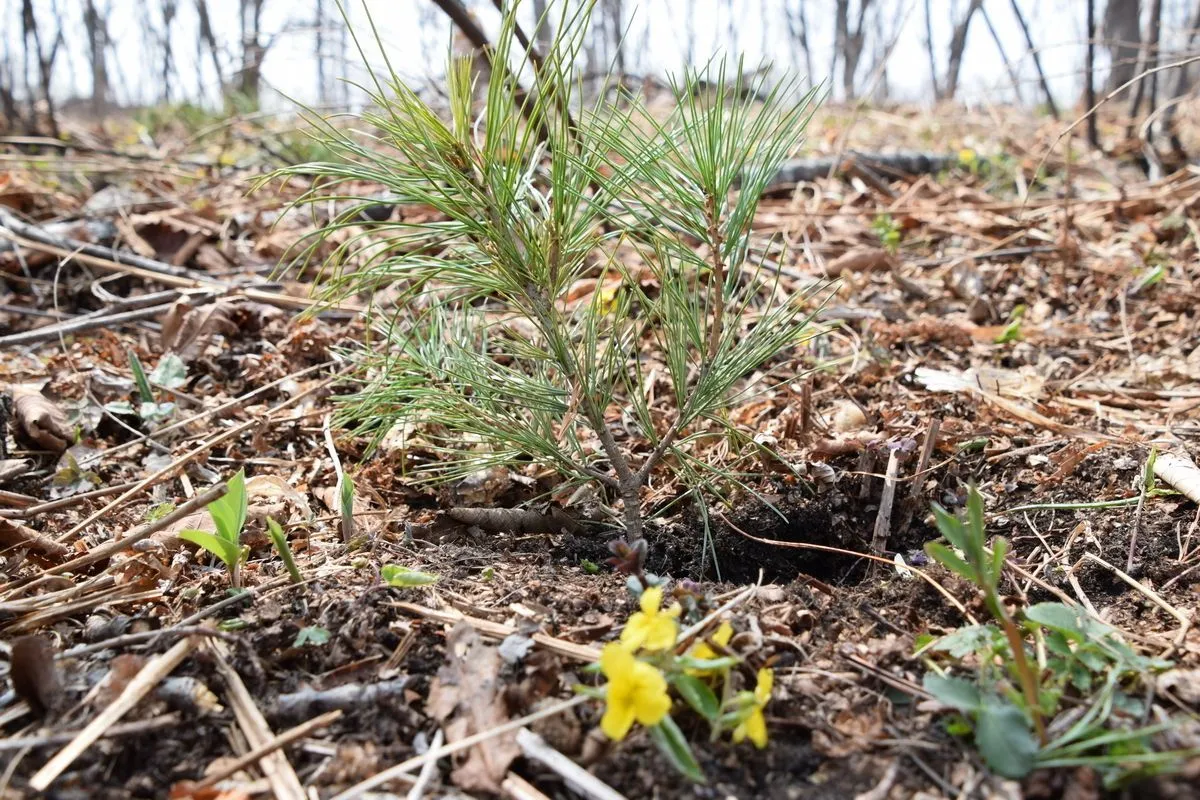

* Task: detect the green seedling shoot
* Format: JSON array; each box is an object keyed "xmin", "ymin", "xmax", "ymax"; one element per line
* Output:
[
  {"xmin": 267, "ymin": 517, "xmax": 303, "ymax": 584},
  {"xmin": 180, "ymin": 469, "xmax": 249, "ymax": 587}
]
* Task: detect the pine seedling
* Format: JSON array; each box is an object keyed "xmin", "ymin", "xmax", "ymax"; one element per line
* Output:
[{"xmin": 270, "ymin": 1, "xmax": 826, "ymax": 551}]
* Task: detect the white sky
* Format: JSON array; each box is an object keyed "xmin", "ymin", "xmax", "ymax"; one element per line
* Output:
[{"xmin": 2, "ymin": 0, "xmax": 1185, "ymax": 112}]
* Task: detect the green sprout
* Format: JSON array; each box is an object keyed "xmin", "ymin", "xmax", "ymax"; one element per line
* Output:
[
  {"xmin": 871, "ymin": 213, "xmax": 902, "ymax": 253},
  {"xmin": 921, "ymin": 485, "xmax": 1192, "ymax": 783},
  {"xmin": 381, "ymin": 564, "xmax": 439, "ymax": 587},
  {"xmin": 180, "ymin": 469, "xmax": 249, "ymax": 587},
  {"xmin": 994, "ymin": 304, "xmax": 1026, "ymax": 344},
  {"xmin": 266, "ymin": 517, "xmax": 303, "ymax": 584}
]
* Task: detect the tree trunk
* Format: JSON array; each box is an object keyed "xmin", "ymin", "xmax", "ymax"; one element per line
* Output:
[
  {"xmin": 1086, "ymin": 0, "xmax": 1099, "ymax": 147},
  {"xmin": 923, "ymin": 0, "xmax": 940, "ymax": 98},
  {"xmin": 1103, "ymin": 0, "xmax": 1142, "ymax": 96},
  {"xmin": 83, "ymin": 0, "xmax": 110, "ymax": 115},
  {"xmin": 21, "ymin": 0, "xmax": 59, "ymax": 137},
  {"xmin": 238, "ymin": 0, "xmax": 266, "ymax": 103},
  {"xmin": 941, "ymin": 0, "xmax": 984, "ymax": 100},
  {"xmin": 531, "ymin": 0, "xmax": 553, "ymax": 52},
  {"xmin": 195, "ymin": 0, "xmax": 224, "ymax": 99}
]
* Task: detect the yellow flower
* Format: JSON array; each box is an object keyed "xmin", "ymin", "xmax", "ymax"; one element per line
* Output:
[
  {"xmin": 732, "ymin": 668, "xmax": 773, "ymax": 749},
  {"xmin": 599, "ymin": 642, "xmax": 672, "ymax": 741},
  {"xmin": 686, "ymin": 621, "xmax": 734, "ymax": 676},
  {"xmin": 595, "ymin": 284, "xmax": 620, "ymax": 315},
  {"xmin": 619, "ymin": 586, "xmax": 681, "ymax": 652}
]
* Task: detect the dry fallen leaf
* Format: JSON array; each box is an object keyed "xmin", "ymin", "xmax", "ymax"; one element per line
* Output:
[
  {"xmin": 13, "ymin": 392, "xmax": 72, "ymax": 453},
  {"xmin": 823, "ymin": 247, "xmax": 896, "ymax": 277},
  {"xmin": 160, "ymin": 298, "xmax": 239, "ymax": 360},
  {"xmin": 10, "ymin": 635, "xmax": 64, "ymax": 715},
  {"xmin": 426, "ymin": 622, "xmax": 520, "ymax": 793}
]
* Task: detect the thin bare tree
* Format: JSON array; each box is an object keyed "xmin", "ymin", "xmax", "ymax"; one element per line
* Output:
[
  {"xmin": 83, "ymin": 0, "xmax": 111, "ymax": 114},
  {"xmin": 1163, "ymin": 0, "xmax": 1200, "ymax": 152},
  {"xmin": 835, "ymin": 0, "xmax": 875, "ymax": 100},
  {"xmin": 20, "ymin": 0, "xmax": 62, "ymax": 136},
  {"xmin": 1127, "ymin": 0, "xmax": 1163, "ymax": 127},
  {"xmin": 980, "ymin": 2, "xmax": 1022, "ymax": 104},
  {"xmin": 159, "ymin": 0, "xmax": 179, "ymax": 102},
  {"xmin": 784, "ymin": 0, "xmax": 814, "ymax": 88},
  {"xmin": 239, "ymin": 0, "xmax": 267, "ymax": 102},
  {"xmin": 195, "ymin": 0, "xmax": 225, "ymax": 103},
  {"xmin": 922, "ymin": 0, "xmax": 940, "ymax": 98},
  {"xmin": 941, "ymin": 0, "xmax": 984, "ymax": 100},
  {"xmin": 1007, "ymin": 0, "xmax": 1059, "ymax": 118},
  {"xmin": 1085, "ymin": 0, "xmax": 1099, "ymax": 147}
]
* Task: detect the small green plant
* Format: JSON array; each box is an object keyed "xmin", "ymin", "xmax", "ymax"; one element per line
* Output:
[
  {"xmin": 871, "ymin": 213, "xmax": 902, "ymax": 253},
  {"xmin": 180, "ymin": 469, "xmax": 249, "ymax": 587},
  {"xmin": 266, "ymin": 517, "xmax": 303, "ymax": 584},
  {"xmin": 578, "ymin": 587, "xmax": 772, "ymax": 782},
  {"xmin": 112, "ymin": 351, "xmax": 185, "ymax": 425},
  {"xmin": 293, "ymin": 626, "xmax": 331, "ymax": 647},
  {"xmin": 271, "ymin": 0, "xmax": 825, "ymax": 557},
  {"xmin": 380, "ymin": 564, "xmax": 439, "ymax": 587},
  {"xmin": 994, "ymin": 303, "xmax": 1026, "ymax": 344},
  {"xmin": 920, "ymin": 485, "xmax": 1191, "ymax": 784}
]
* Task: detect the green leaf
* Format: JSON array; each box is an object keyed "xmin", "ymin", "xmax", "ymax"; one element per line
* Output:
[
  {"xmin": 923, "ymin": 674, "xmax": 983, "ymax": 712},
  {"xmin": 267, "ymin": 517, "xmax": 303, "ymax": 584},
  {"xmin": 338, "ymin": 474, "xmax": 355, "ymax": 540},
  {"xmin": 138, "ymin": 401, "xmax": 176, "ymax": 424},
  {"xmin": 1025, "ymin": 602, "xmax": 1085, "ymax": 640},
  {"xmin": 104, "ymin": 400, "xmax": 136, "ymax": 416},
  {"xmin": 674, "ymin": 655, "xmax": 741, "ymax": 673},
  {"xmin": 671, "ymin": 674, "xmax": 720, "ymax": 721},
  {"xmin": 988, "ymin": 536, "xmax": 1008, "ymax": 589},
  {"xmin": 209, "ymin": 469, "xmax": 247, "ymax": 544},
  {"xmin": 976, "ymin": 700, "xmax": 1038, "ymax": 779},
  {"xmin": 339, "ymin": 474, "xmax": 355, "ymax": 518},
  {"xmin": 148, "ymin": 353, "xmax": 188, "ymax": 389},
  {"xmin": 648, "ymin": 716, "xmax": 706, "ymax": 783},
  {"xmin": 293, "ymin": 626, "xmax": 331, "ymax": 647},
  {"xmin": 966, "ymin": 486, "xmax": 987, "ymax": 559},
  {"xmin": 931, "ymin": 504, "xmax": 968, "ymax": 553},
  {"xmin": 381, "ymin": 564, "xmax": 439, "ymax": 587},
  {"xmin": 927, "ymin": 624, "xmax": 1000, "ymax": 659},
  {"xmin": 925, "ymin": 542, "xmax": 975, "ymax": 583},
  {"xmin": 128, "ymin": 350, "xmax": 154, "ymax": 402},
  {"xmin": 580, "ymin": 559, "xmax": 600, "ymax": 574},
  {"xmin": 179, "ymin": 529, "xmax": 243, "ymax": 570}
]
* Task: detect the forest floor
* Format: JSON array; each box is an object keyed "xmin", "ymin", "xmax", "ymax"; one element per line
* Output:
[{"xmin": 1, "ymin": 102, "xmax": 1199, "ymax": 800}]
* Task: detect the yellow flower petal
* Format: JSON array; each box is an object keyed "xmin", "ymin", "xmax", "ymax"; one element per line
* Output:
[
  {"xmin": 685, "ymin": 621, "xmax": 734, "ymax": 675},
  {"xmin": 640, "ymin": 616, "xmax": 678, "ymax": 652},
  {"xmin": 743, "ymin": 709, "xmax": 768, "ymax": 748},
  {"xmin": 755, "ymin": 668, "xmax": 774, "ymax": 705},
  {"xmin": 600, "ymin": 641, "xmax": 634, "ymax": 677},
  {"xmin": 598, "ymin": 642, "xmax": 672, "ymax": 741},
  {"xmin": 640, "ymin": 586, "xmax": 663, "ymax": 615},
  {"xmin": 601, "ymin": 699, "xmax": 637, "ymax": 741},
  {"xmin": 630, "ymin": 662, "xmax": 672, "ymax": 726}
]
